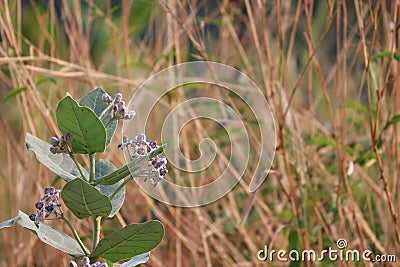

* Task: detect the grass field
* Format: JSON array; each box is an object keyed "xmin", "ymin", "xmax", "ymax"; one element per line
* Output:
[{"xmin": 0, "ymin": 0, "xmax": 400, "ymax": 266}]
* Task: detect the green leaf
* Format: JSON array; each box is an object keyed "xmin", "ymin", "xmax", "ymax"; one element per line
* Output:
[
  {"xmin": 347, "ymin": 101, "xmax": 376, "ymax": 117},
  {"xmin": 3, "ymin": 86, "xmax": 27, "ymax": 102},
  {"xmin": 78, "ymin": 87, "xmax": 117, "ymax": 146},
  {"xmin": 61, "ymin": 178, "xmax": 112, "ymax": 219},
  {"xmin": 89, "ymin": 221, "xmax": 164, "ymax": 262},
  {"xmin": 56, "ymin": 95, "xmax": 106, "ymax": 154},
  {"xmin": 120, "ymin": 252, "xmax": 150, "ymax": 267},
  {"xmin": 26, "ymin": 133, "xmax": 88, "ymax": 182},
  {"xmin": 95, "ymin": 160, "xmax": 125, "ymax": 217},
  {"xmin": 371, "ymin": 51, "xmax": 400, "ymax": 62},
  {"xmin": 17, "ymin": 211, "xmax": 85, "ymax": 257},
  {"xmin": 36, "ymin": 76, "xmax": 57, "ymax": 86},
  {"xmin": 0, "ymin": 214, "xmax": 21, "ymax": 229},
  {"xmin": 383, "ymin": 114, "xmax": 400, "ymax": 131},
  {"xmin": 306, "ymin": 135, "xmax": 336, "ymax": 147}
]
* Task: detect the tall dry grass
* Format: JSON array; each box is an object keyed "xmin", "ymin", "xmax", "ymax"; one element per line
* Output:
[{"xmin": 0, "ymin": 0, "xmax": 399, "ymax": 266}]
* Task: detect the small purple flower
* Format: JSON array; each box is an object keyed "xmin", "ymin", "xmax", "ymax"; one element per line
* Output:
[
  {"xmin": 80, "ymin": 257, "xmax": 90, "ymax": 265},
  {"xmin": 117, "ymin": 100, "xmax": 125, "ymax": 108},
  {"xmin": 159, "ymin": 166, "xmax": 167, "ymax": 177},
  {"xmin": 148, "ymin": 141, "xmax": 157, "ymax": 149},
  {"xmin": 44, "ymin": 187, "xmax": 52, "ymax": 195},
  {"xmin": 136, "ymin": 133, "xmax": 146, "ymax": 143},
  {"xmin": 124, "ymin": 110, "xmax": 136, "ymax": 120},
  {"xmin": 35, "ymin": 201, "xmax": 44, "ymax": 210}
]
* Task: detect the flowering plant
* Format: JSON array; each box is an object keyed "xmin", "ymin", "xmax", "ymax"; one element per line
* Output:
[{"xmin": 0, "ymin": 87, "xmax": 166, "ymax": 266}]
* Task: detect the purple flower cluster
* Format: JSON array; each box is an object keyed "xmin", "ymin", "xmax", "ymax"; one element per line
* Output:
[
  {"xmin": 119, "ymin": 134, "xmax": 168, "ymax": 186},
  {"xmin": 68, "ymin": 256, "xmax": 108, "ymax": 267},
  {"xmin": 49, "ymin": 133, "xmax": 73, "ymax": 155},
  {"xmin": 29, "ymin": 187, "xmax": 62, "ymax": 228},
  {"xmin": 102, "ymin": 92, "xmax": 136, "ymax": 120}
]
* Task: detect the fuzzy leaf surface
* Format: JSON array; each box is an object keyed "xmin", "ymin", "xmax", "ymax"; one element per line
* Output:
[{"xmin": 26, "ymin": 133, "xmax": 88, "ymax": 181}]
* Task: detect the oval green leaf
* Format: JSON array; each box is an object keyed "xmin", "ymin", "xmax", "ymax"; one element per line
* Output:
[
  {"xmin": 89, "ymin": 221, "xmax": 164, "ymax": 262},
  {"xmin": 78, "ymin": 87, "xmax": 117, "ymax": 146},
  {"xmin": 56, "ymin": 95, "xmax": 106, "ymax": 154},
  {"xmin": 61, "ymin": 178, "xmax": 112, "ymax": 219},
  {"xmin": 26, "ymin": 133, "xmax": 88, "ymax": 181}
]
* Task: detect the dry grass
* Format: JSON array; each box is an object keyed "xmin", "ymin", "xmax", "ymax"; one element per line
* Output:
[{"xmin": 0, "ymin": 0, "xmax": 400, "ymax": 266}]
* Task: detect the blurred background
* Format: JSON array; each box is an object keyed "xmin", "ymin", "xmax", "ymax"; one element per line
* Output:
[{"xmin": 0, "ymin": 0, "xmax": 400, "ymax": 266}]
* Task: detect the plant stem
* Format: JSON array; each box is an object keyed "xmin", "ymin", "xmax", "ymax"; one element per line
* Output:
[
  {"xmin": 70, "ymin": 154, "xmax": 87, "ymax": 180},
  {"xmin": 110, "ymin": 175, "xmax": 133, "ymax": 200},
  {"xmin": 92, "ymin": 216, "xmax": 102, "ymax": 250},
  {"xmin": 61, "ymin": 214, "xmax": 90, "ymax": 255},
  {"xmin": 88, "ymin": 153, "xmax": 101, "ymax": 250},
  {"xmin": 89, "ymin": 153, "xmax": 96, "ymax": 183},
  {"xmin": 99, "ymin": 103, "xmax": 113, "ymax": 121}
]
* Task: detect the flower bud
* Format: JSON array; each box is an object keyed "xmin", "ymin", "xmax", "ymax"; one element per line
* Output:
[
  {"xmin": 29, "ymin": 214, "xmax": 37, "ymax": 221},
  {"xmin": 136, "ymin": 133, "xmax": 146, "ymax": 143},
  {"xmin": 159, "ymin": 166, "xmax": 167, "ymax": 177},
  {"xmin": 35, "ymin": 201, "xmax": 44, "ymax": 210},
  {"xmin": 102, "ymin": 93, "xmax": 112, "ymax": 104},
  {"xmin": 50, "ymin": 137, "xmax": 59, "ymax": 146},
  {"xmin": 148, "ymin": 141, "xmax": 157, "ymax": 149},
  {"xmin": 113, "ymin": 93, "xmax": 122, "ymax": 103},
  {"xmin": 153, "ymin": 156, "xmax": 167, "ymax": 168},
  {"xmin": 80, "ymin": 257, "xmax": 90, "ymax": 265},
  {"xmin": 63, "ymin": 133, "xmax": 73, "ymax": 143},
  {"xmin": 123, "ymin": 135, "xmax": 130, "ymax": 143},
  {"xmin": 68, "ymin": 261, "xmax": 78, "ymax": 267},
  {"xmin": 49, "ymin": 146, "xmax": 58, "ymax": 154},
  {"xmin": 117, "ymin": 100, "xmax": 125, "ymax": 108},
  {"xmin": 124, "ymin": 110, "xmax": 136, "ymax": 120}
]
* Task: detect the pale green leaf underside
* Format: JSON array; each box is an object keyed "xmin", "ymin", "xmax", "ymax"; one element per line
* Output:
[
  {"xmin": 17, "ymin": 211, "xmax": 85, "ymax": 257},
  {"xmin": 120, "ymin": 252, "xmax": 150, "ymax": 267},
  {"xmin": 95, "ymin": 160, "xmax": 125, "ymax": 217},
  {"xmin": 0, "ymin": 214, "xmax": 20, "ymax": 229},
  {"xmin": 26, "ymin": 133, "xmax": 88, "ymax": 182}
]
